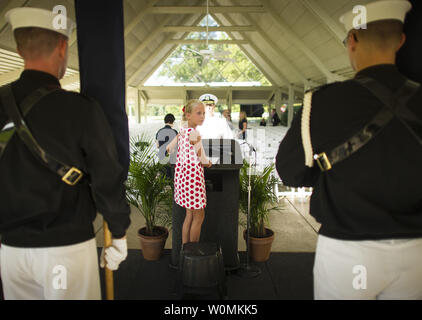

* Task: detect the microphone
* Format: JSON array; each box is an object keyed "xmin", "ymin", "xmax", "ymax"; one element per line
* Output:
[{"xmin": 241, "ymin": 141, "xmax": 256, "ymax": 155}]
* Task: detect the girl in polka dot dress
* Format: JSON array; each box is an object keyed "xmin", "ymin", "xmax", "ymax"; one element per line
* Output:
[{"xmin": 167, "ymin": 100, "xmax": 212, "ymax": 245}]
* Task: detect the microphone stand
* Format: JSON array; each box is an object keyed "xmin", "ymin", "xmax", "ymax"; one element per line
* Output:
[{"xmin": 238, "ymin": 142, "xmax": 261, "ymax": 278}]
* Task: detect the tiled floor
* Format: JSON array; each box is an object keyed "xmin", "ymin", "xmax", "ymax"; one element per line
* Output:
[
  {"xmin": 93, "ymin": 195, "xmax": 319, "ymax": 300},
  {"xmin": 94, "ymin": 196, "xmax": 320, "ymax": 253},
  {"xmin": 98, "ymin": 249, "xmax": 315, "ymax": 300}
]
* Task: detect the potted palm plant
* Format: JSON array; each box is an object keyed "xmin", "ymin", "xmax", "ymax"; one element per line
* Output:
[
  {"xmin": 239, "ymin": 161, "xmax": 281, "ymax": 262},
  {"xmin": 126, "ymin": 135, "xmax": 173, "ymax": 261}
]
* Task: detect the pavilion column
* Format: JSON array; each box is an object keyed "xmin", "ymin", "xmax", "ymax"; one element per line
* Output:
[
  {"xmin": 183, "ymin": 90, "xmax": 189, "ymax": 106},
  {"xmin": 125, "ymin": 98, "xmax": 130, "ymax": 118},
  {"xmin": 137, "ymin": 90, "xmax": 148, "ymax": 124},
  {"xmin": 274, "ymin": 88, "xmax": 282, "ymax": 121},
  {"xmin": 142, "ymin": 96, "xmax": 149, "ymax": 123},
  {"xmin": 136, "ymin": 89, "xmax": 142, "ymax": 124},
  {"xmin": 227, "ymin": 89, "xmax": 233, "ymax": 112},
  {"xmin": 287, "ymin": 84, "xmax": 295, "ymax": 128}
]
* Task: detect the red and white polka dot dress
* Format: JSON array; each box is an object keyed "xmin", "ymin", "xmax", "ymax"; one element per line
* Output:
[{"xmin": 174, "ymin": 127, "xmax": 206, "ymax": 210}]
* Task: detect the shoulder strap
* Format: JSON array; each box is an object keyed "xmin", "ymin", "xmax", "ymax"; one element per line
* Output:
[
  {"xmin": 0, "ymin": 84, "xmax": 85, "ymax": 186},
  {"xmin": 314, "ymin": 77, "xmax": 421, "ymax": 172},
  {"xmin": 355, "ymin": 77, "xmax": 422, "ymax": 147},
  {"xmin": 1, "ymin": 84, "xmax": 59, "ymax": 129},
  {"xmin": 20, "ymin": 86, "xmax": 61, "ymax": 116},
  {"xmin": 1, "ymin": 85, "xmax": 60, "ymax": 158}
]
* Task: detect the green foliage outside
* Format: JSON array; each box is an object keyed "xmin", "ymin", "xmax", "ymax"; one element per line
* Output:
[
  {"xmin": 145, "ymin": 105, "xmax": 184, "ymax": 118},
  {"xmin": 145, "ymin": 104, "xmax": 245, "ymax": 118},
  {"xmin": 160, "ymin": 42, "xmax": 271, "ymax": 85},
  {"xmin": 142, "ymin": 17, "xmax": 272, "ymax": 118},
  {"xmin": 156, "ymin": 17, "xmax": 271, "ymax": 86}
]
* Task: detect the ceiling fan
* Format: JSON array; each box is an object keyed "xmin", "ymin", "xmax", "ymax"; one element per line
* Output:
[
  {"xmin": 186, "ymin": 47, "xmax": 234, "ymax": 65},
  {"xmin": 185, "ymin": 0, "xmax": 234, "ymax": 65}
]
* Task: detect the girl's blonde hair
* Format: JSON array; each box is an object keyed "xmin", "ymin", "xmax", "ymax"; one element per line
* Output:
[
  {"xmin": 183, "ymin": 99, "xmax": 204, "ymax": 121},
  {"xmin": 239, "ymin": 111, "xmax": 247, "ymax": 120}
]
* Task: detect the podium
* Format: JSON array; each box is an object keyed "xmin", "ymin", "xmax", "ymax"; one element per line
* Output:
[{"xmin": 171, "ymin": 139, "xmax": 243, "ymax": 270}]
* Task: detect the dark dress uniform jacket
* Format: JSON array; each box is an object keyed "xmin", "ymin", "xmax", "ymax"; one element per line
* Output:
[
  {"xmin": 0, "ymin": 70, "xmax": 131, "ymax": 247},
  {"xmin": 276, "ymin": 64, "xmax": 422, "ymax": 241}
]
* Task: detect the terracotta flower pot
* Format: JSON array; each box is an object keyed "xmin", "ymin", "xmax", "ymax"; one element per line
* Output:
[
  {"xmin": 138, "ymin": 226, "xmax": 169, "ymax": 261},
  {"xmin": 243, "ymin": 228, "xmax": 275, "ymax": 262}
]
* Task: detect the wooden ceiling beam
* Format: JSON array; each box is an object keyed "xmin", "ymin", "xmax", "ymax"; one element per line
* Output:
[
  {"xmin": 148, "ymin": 6, "xmax": 265, "ymax": 14},
  {"xmin": 210, "ymin": 13, "xmax": 279, "ymax": 87},
  {"xmin": 167, "ymin": 39, "xmax": 248, "ymax": 45},
  {"xmin": 129, "ymin": 14, "xmax": 205, "ymax": 86},
  {"xmin": 260, "ymin": 0, "xmax": 345, "ymax": 82},
  {"xmin": 162, "ymin": 26, "xmax": 256, "ymax": 32},
  {"xmin": 300, "ymin": 0, "xmax": 346, "ymax": 44}
]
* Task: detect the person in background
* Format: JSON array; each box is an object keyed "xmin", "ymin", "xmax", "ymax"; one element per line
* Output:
[
  {"xmin": 222, "ymin": 109, "xmax": 235, "ymax": 132},
  {"xmin": 197, "ymin": 94, "xmax": 234, "ymax": 139},
  {"xmin": 238, "ymin": 111, "xmax": 248, "ymax": 140},
  {"xmin": 260, "ymin": 118, "xmax": 267, "ymax": 127},
  {"xmin": 156, "ymin": 113, "xmax": 178, "ymax": 178},
  {"xmin": 271, "ymin": 108, "xmax": 281, "ymax": 126}
]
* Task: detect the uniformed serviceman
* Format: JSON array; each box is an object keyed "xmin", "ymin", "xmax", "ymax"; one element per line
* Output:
[
  {"xmin": 0, "ymin": 7, "xmax": 131, "ymax": 299},
  {"xmin": 197, "ymin": 93, "xmax": 234, "ymax": 139},
  {"xmin": 276, "ymin": 0, "xmax": 422, "ymax": 299}
]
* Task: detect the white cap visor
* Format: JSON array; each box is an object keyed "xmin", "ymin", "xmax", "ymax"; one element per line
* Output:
[{"xmin": 199, "ymin": 94, "xmax": 218, "ymax": 105}]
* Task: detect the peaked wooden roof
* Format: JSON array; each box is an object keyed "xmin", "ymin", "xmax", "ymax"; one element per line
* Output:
[{"xmin": 0, "ymin": 0, "xmax": 373, "ymax": 97}]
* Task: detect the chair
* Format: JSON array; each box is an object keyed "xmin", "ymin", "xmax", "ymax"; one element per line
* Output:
[{"xmin": 178, "ymin": 242, "xmax": 227, "ymax": 299}]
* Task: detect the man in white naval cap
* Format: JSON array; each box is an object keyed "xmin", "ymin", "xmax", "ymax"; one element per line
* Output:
[
  {"xmin": 276, "ymin": 0, "xmax": 422, "ymax": 299},
  {"xmin": 0, "ymin": 7, "xmax": 131, "ymax": 299},
  {"xmin": 197, "ymin": 93, "xmax": 234, "ymax": 139}
]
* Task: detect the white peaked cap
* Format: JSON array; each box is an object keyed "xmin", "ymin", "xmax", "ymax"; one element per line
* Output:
[
  {"xmin": 199, "ymin": 93, "xmax": 218, "ymax": 105},
  {"xmin": 5, "ymin": 7, "xmax": 75, "ymax": 38},
  {"xmin": 340, "ymin": 0, "xmax": 412, "ymax": 32}
]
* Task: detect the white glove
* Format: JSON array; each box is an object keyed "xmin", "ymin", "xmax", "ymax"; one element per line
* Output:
[{"xmin": 100, "ymin": 238, "xmax": 128, "ymax": 271}]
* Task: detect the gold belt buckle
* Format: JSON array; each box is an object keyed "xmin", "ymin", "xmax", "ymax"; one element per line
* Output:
[
  {"xmin": 314, "ymin": 153, "xmax": 332, "ymax": 172},
  {"xmin": 62, "ymin": 167, "xmax": 84, "ymax": 186}
]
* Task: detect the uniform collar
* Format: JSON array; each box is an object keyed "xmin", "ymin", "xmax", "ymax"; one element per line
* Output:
[
  {"xmin": 19, "ymin": 69, "xmax": 61, "ymax": 88},
  {"xmin": 355, "ymin": 64, "xmax": 399, "ymax": 80}
]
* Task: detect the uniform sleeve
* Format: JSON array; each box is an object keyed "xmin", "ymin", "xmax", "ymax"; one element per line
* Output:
[
  {"xmin": 275, "ymin": 109, "xmax": 319, "ymax": 188},
  {"xmin": 0, "ymin": 102, "xmax": 8, "ymax": 129},
  {"xmin": 81, "ymin": 100, "xmax": 131, "ymax": 239}
]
